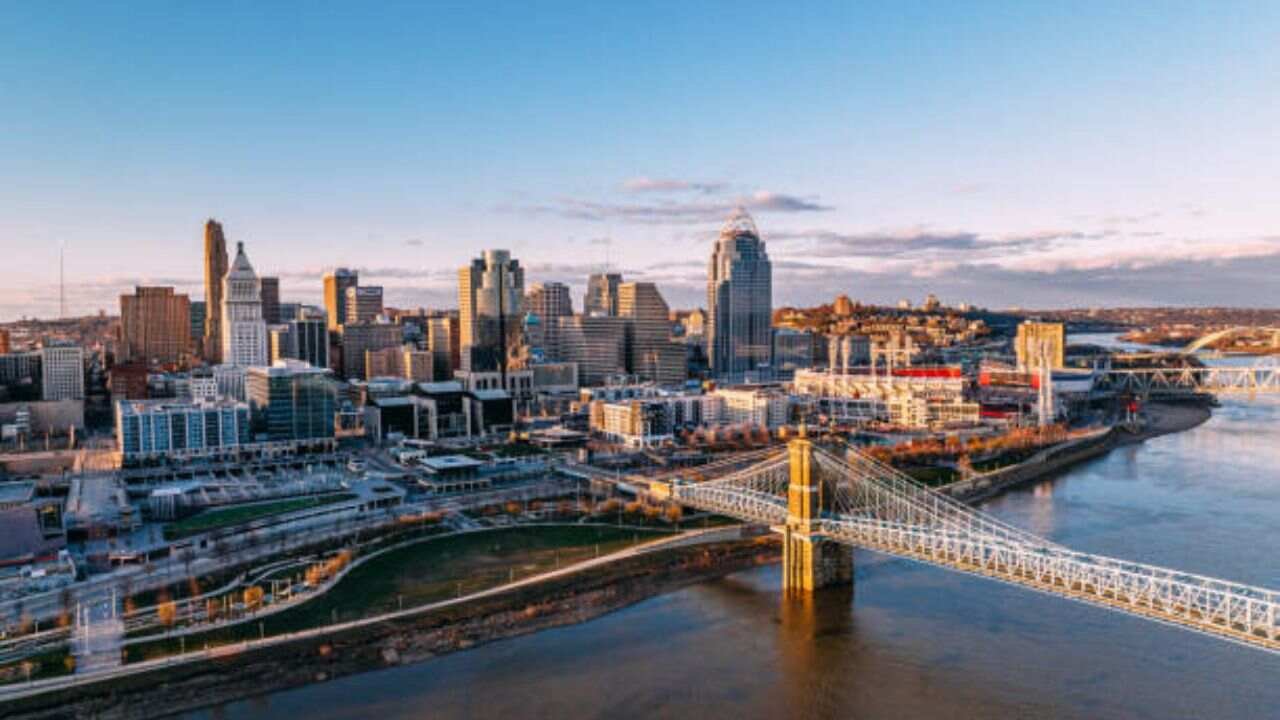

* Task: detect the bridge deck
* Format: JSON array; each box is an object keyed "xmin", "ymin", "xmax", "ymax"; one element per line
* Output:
[{"xmin": 672, "ymin": 443, "xmax": 1280, "ymax": 654}]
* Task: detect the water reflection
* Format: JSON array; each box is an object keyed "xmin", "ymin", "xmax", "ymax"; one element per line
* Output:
[{"xmin": 187, "ymin": 392, "xmax": 1280, "ymax": 720}]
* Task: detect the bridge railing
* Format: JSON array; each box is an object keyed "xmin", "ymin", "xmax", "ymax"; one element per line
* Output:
[{"xmin": 816, "ymin": 515, "xmax": 1279, "ymax": 648}]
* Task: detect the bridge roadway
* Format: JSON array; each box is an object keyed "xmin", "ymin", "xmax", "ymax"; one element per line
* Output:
[
  {"xmin": 671, "ymin": 442, "xmax": 1280, "ymax": 654},
  {"xmin": 1096, "ymin": 360, "xmax": 1280, "ymax": 395}
]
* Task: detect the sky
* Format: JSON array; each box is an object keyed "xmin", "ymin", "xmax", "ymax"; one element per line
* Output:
[{"xmin": 2, "ymin": 1, "xmax": 1279, "ymax": 321}]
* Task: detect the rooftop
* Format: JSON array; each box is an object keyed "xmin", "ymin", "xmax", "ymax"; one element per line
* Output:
[
  {"xmin": 0, "ymin": 480, "xmax": 36, "ymax": 506},
  {"xmin": 420, "ymin": 454, "xmax": 484, "ymax": 471}
]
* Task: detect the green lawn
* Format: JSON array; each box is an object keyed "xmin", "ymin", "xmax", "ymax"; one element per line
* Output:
[
  {"xmin": 163, "ymin": 494, "xmax": 357, "ymax": 540},
  {"xmin": 902, "ymin": 465, "xmax": 959, "ymax": 487},
  {"xmin": 0, "ymin": 646, "xmax": 73, "ymax": 686},
  {"xmin": 126, "ymin": 524, "xmax": 668, "ymax": 663}
]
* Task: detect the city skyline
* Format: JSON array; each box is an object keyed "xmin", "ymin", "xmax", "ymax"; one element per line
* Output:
[{"xmin": 5, "ymin": 2, "xmax": 1280, "ymax": 320}]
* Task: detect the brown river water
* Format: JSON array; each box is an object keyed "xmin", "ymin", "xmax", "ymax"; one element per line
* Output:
[{"xmin": 187, "ymin": 394, "xmax": 1280, "ymax": 719}]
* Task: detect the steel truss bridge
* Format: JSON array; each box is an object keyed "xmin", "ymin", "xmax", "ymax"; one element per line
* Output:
[
  {"xmin": 1096, "ymin": 358, "xmax": 1280, "ymax": 396},
  {"xmin": 670, "ymin": 441, "xmax": 1280, "ymax": 654}
]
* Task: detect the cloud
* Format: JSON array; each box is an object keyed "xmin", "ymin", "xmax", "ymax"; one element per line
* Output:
[
  {"xmin": 768, "ymin": 228, "xmax": 1065, "ymax": 260},
  {"xmin": 621, "ymin": 177, "xmax": 727, "ymax": 194},
  {"xmin": 405, "ymin": 239, "xmax": 424, "ymax": 247},
  {"xmin": 520, "ymin": 190, "xmax": 831, "ymax": 225}
]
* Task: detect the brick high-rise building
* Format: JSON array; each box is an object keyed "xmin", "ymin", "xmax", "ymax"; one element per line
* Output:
[
  {"xmin": 0, "ymin": 328, "xmax": 9, "ymax": 354},
  {"xmin": 119, "ymin": 286, "xmax": 191, "ymax": 366},
  {"xmin": 202, "ymin": 219, "xmax": 229, "ymax": 363}
]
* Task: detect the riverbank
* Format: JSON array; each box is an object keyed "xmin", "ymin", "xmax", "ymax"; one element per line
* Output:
[
  {"xmin": 0, "ymin": 535, "xmax": 778, "ymax": 720},
  {"xmin": 1122, "ymin": 399, "xmax": 1212, "ymax": 444},
  {"xmin": 943, "ymin": 400, "xmax": 1212, "ymax": 504}
]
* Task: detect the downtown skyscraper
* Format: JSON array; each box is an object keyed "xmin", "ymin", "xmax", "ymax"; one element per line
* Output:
[
  {"xmin": 458, "ymin": 250, "xmax": 524, "ymax": 376},
  {"xmin": 323, "ymin": 268, "xmax": 359, "ymax": 330},
  {"xmin": 221, "ymin": 242, "xmax": 268, "ymax": 367},
  {"xmin": 119, "ymin": 286, "xmax": 191, "ymax": 366},
  {"xmin": 202, "ymin": 219, "xmax": 229, "ymax": 362},
  {"xmin": 706, "ymin": 209, "xmax": 772, "ymax": 380},
  {"xmin": 584, "ymin": 272, "xmax": 622, "ymax": 316}
]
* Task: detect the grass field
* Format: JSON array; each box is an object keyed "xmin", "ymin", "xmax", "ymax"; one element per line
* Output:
[
  {"xmin": 162, "ymin": 493, "xmax": 357, "ymax": 540},
  {"xmin": 0, "ymin": 646, "xmax": 73, "ymax": 687},
  {"xmin": 126, "ymin": 524, "xmax": 669, "ymax": 663}
]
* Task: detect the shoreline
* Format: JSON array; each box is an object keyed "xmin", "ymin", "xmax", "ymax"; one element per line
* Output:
[
  {"xmin": 943, "ymin": 400, "xmax": 1211, "ymax": 505},
  {"xmin": 1, "ymin": 536, "xmax": 778, "ymax": 720},
  {"xmin": 0, "ymin": 402, "xmax": 1215, "ymax": 718}
]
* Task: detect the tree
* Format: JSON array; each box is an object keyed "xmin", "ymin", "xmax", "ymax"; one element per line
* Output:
[
  {"xmin": 157, "ymin": 600, "xmax": 178, "ymax": 628},
  {"xmin": 243, "ymin": 586, "xmax": 264, "ymax": 611}
]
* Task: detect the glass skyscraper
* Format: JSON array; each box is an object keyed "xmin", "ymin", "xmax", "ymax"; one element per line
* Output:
[
  {"xmin": 706, "ymin": 209, "xmax": 773, "ymax": 381},
  {"xmin": 246, "ymin": 360, "xmax": 337, "ymax": 442}
]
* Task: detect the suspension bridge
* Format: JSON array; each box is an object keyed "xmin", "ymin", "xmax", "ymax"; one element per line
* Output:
[{"xmin": 669, "ymin": 433, "xmax": 1280, "ymax": 653}]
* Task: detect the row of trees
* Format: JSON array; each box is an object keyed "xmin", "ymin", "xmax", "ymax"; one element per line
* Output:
[{"xmin": 863, "ymin": 423, "xmax": 1071, "ymax": 467}]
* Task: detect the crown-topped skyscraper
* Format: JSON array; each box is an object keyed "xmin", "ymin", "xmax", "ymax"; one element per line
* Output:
[{"xmin": 706, "ymin": 208, "xmax": 773, "ymax": 381}]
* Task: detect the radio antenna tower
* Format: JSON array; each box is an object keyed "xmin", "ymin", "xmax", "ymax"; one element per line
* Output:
[{"xmin": 59, "ymin": 240, "xmax": 66, "ymax": 319}]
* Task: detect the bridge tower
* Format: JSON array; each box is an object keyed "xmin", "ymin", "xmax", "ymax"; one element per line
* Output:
[{"xmin": 781, "ymin": 431, "xmax": 853, "ymax": 592}]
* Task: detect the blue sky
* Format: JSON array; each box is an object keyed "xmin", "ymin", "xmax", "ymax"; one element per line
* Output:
[{"xmin": 2, "ymin": 1, "xmax": 1279, "ymax": 320}]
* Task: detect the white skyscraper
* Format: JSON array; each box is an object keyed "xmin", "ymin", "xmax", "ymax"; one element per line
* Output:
[
  {"xmin": 220, "ymin": 242, "xmax": 268, "ymax": 368},
  {"xmin": 40, "ymin": 343, "xmax": 84, "ymax": 401}
]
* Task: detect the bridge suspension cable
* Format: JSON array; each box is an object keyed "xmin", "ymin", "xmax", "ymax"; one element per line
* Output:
[{"xmin": 671, "ymin": 443, "xmax": 1280, "ymax": 653}]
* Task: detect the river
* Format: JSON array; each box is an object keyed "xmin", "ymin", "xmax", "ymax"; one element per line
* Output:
[{"xmin": 188, "ymin": 341, "xmax": 1280, "ymax": 719}]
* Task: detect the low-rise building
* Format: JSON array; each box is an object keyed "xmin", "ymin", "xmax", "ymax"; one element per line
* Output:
[{"xmin": 115, "ymin": 398, "xmax": 250, "ymax": 463}]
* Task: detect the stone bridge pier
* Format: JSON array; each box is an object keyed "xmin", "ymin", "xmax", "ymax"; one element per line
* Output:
[{"xmin": 779, "ymin": 433, "xmax": 852, "ymax": 592}]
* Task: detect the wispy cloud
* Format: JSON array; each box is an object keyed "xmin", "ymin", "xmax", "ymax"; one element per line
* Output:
[
  {"xmin": 520, "ymin": 190, "xmax": 831, "ymax": 224},
  {"xmin": 621, "ymin": 177, "xmax": 727, "ymax": 194}
]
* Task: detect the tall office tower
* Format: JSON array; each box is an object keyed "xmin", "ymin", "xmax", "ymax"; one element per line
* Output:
[
  {"xmin": 40, "ymin": 343, "xmax": 84, "ymax": 401},
  {"xmin": 322, "ymin": 268, "xmax": 359, "ymax": 330},
  {"xmin": 220, "ymin": 242, "xmax": 269, "ymax": 367},
  {"xmin": 618, "ymin": 282, "xmax": 685, "ymax": 386},
  {"xmin": 341, "ymin": 322, "xmax": 402, "ymax": 380},
  {"xmin": 268, "ymin": 325, "xmax": 291, "ymax": 365},
  {"xmin": 291, "ymin": 308, "xmax": 330, "ymax": 369},
  {"xmin": 525, "ymin": 281, "xmax": 574, "ymax": 320},
  {"xmin": 119, "ymin": 286, "xmax": 191, "ymax": 366},
  {"xmin": 549, "ymin": 315, "xmax": 628, "ymax": 386},
  {"xmin": 189, "ymin": 301, "xmax": 206, "ymax": 355},
  {"xmin": 345, "ymin": 285, "xmax": 384, "ymax": 325},
  {"xmin": 259, "ymin": 276, "xmax": 281, "ymax": 325},
  {"xmin": 706, "ymin": 208, "xmax": 773, "ymax": 380},
  {"xmin": 584, "ymin": 273, "xmax": 622, "ymax": 316},
  {"xmin": 270, "ymin": 309, "xmax": 330, "ymax": 369},
  {"xmin": 0, "ymin": 328, "xmax": 10, "ymax": 354},
  {"xmin": 202, "ymin": 219, "xmax": 229, "ymax": 363},
  {"xmin": 426, "ymin": 314, "xmax": 459, "ymax": 381},
  {"xmin": 246, "ymin": 360, "xmax": 337, "ymax": 443},
  {"xmin": 458, "ymin": 250, "xmax": 524, "ymax": 375}
]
